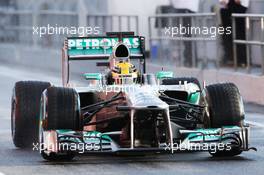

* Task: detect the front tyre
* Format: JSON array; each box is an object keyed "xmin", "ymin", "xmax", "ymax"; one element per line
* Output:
[
  {"xmin": 205, "ymin": 83, "xmax": 244, "ymax": 157},
  {"xmin": 205, "ymin": 83, "xmax": 244, "ymax": 128},
  {"xmin": 39, "ymin": 87, "xmax": 82, "ymax": 161},
  {"xmin": 42, "ymin": 87, "xmax": 82, "ymax": 131}
]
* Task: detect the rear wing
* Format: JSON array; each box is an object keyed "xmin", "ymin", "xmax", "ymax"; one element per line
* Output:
[{"xmin": 62, "ymin": 32, "xmax": 146, "ymax": 86}]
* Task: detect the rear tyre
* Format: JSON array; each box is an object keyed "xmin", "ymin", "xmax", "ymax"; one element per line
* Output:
[
  {"xmin": 11, "ymin": 81, "xmax": 50, "ymax": 148},
  {"xmin": 205, "ymin": 83, "xmax": 244, "ymax": 157},
  {"xmin": 39, "ymin": 87, "xmax": 81, "ymax": 161}
]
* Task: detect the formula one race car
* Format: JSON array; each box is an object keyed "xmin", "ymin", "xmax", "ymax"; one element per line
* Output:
[{"xmin": 11, "ymin": 32, "xmax": 255, "ymax": 161}]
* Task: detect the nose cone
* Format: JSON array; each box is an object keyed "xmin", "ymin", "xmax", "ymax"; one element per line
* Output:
[{"xmin": 126, "ymin": 88, "xmax": 168, "ymax": 109}]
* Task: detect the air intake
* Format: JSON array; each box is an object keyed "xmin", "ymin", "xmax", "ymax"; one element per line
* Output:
[{"xmin": 114, "ymin": 43, "xmax": 130, "ymax": 58}]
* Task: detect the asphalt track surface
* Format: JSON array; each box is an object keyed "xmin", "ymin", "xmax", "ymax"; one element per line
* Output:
[{"xmin": 0, "ymin": 65, "xmax": 264, "ymax": 175}]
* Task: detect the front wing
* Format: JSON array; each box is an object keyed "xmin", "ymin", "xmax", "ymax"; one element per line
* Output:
[{"xmin": 40, "ymin": 126, "xmax": 254, "ymax": 155}]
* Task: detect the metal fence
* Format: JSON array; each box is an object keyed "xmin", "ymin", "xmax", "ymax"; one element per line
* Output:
[
  {"xmin": 1, "ymin": 9, "xmax": 264, "ymax": 76},
  {"xmin": 232, "ymin": 14, "xmax": 264, "ymax": 75},
  {"xmin": 87, "ymin": 15, "xmax": 139, "ymax": 35},
  {"xmin": 148, "ymin": 13, "xmax": 219, "ymax": 68},
  {"xmin": 0, "ymin": 9, "xmax": 139, "ymax": 48}
]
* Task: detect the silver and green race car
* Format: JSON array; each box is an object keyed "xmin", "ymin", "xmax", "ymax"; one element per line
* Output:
[{"xmin": 11, "ymin": 32, "xmax": 255, "ymax": 161}]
